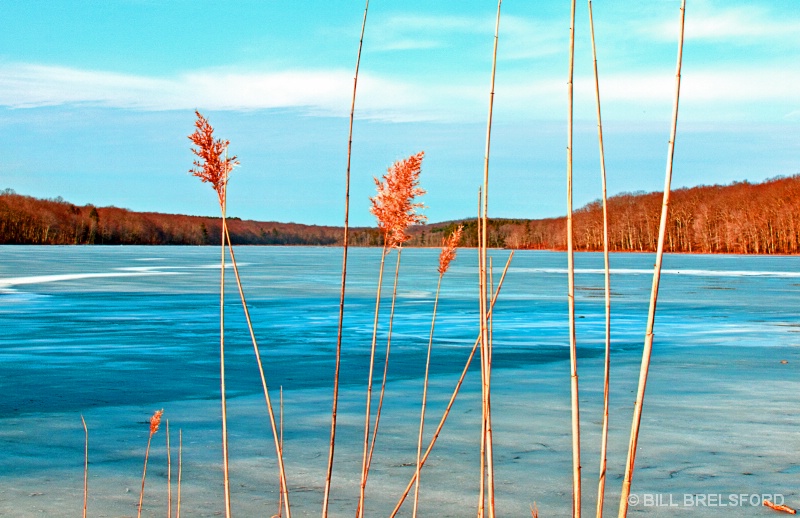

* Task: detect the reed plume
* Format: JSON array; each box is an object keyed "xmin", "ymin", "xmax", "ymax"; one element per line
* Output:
[
  {"xmin": 188, "ymin": 111, "xmax": 238, "ymax": 518},
  {"xmin": 412, "ymin": 225, "xmax": 463, "ymax": 517},
  {"xmin": 358, "ymin": 151, "xmax": 426, "ymax": 518},
  {"xmin": 138, "ymin": 409, "xmax": 163, "ymax": 518},
  {"xmin": 190, "ymin": 111, "xmax": 292, "ymax": 517}
]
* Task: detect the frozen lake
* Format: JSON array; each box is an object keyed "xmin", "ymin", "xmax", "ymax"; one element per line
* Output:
[{"xmin": 0, "ymin": 246, "xmax": 798, "ymax": 516}]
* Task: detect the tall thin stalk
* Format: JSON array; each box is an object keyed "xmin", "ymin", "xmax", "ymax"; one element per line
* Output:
[
  {"xmin": 588, "ymin": 1, "xmax": 612, "ymax": 516},
  {"xmin": 390, "ymin": 251, "xmax": 513, "ymax": 518},
  {"xmin": 366, "ymin": 248, "xmax": 402, "ymax": 472},
  {"xmin": 359, "ymin": 152, "xmax": 426, "ymax": 517},
  {"xmin": 479, "ymin": 3, "xmax": 502, "ymax": 517},
  {"xmin": 138, "ymin": 410, "xmax": 163, "ymax": 518},
  {"xmin": 566, "ymin": 0, "xmax": 582, "ymax": 515},
  {"xmin": 219, "ymin": 186, "xmax": 232, "ymax": 518},
  {"xmin": 189, "ymin": 112, "xmax": 238, "ymax": 518},
  {"xmin": 81, "ymin": 415, "xmax": 88, "ymax": 518},
  {"xmin": 222, "ymin": 225, "xmax": 291, "ymax": 518},
  {"xmin": 177, "ymin": 430, "xmax": 182, "ymax": 518},
  {"xmin": 412, "ymin": 227, "xmax": 463, "ymax": 517},
  {"xmin": 357, "ymin": 243, "xmax": 389, "ymax": 518},
  {"xmin": 323, "ymin": 2, "xmax": 370, "ymax": 513},
  {"xmin": 618, "ymin": 2, "xmax": 686, "ymax": 516},
  {"xmin": 278, "ymin": 387, "xmax": 284, "ymax": 518},
  {"xmin": 477, "ymin": 190, "xmax": 486, "ymax": 518},
  {"xmin": 167, "ymin": 420, "xmax": 172, "ymax": 518}
]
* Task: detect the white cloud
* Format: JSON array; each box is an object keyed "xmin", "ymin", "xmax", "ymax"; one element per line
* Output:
[
  {"xmin": 0, "ymin": 61, "xmax": 796, "ymax": 124},
  {"xmin": 647, "ymin": 5, "xmax": 800, "ymax": 42}
]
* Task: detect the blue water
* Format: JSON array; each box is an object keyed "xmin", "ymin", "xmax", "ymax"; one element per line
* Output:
[{"xmin": 0, "ymin": 246, "xmax": 798, "ymax": 516}]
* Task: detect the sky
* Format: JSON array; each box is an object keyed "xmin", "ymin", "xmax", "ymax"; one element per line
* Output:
[{"xmin": 1, "ymin": 0, "xmax": 798, "ymax": 227}]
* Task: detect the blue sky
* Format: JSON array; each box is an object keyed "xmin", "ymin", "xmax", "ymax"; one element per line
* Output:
[{"xmin": 1, "ymin": 0, "xmax": 798, "ymax": 226}]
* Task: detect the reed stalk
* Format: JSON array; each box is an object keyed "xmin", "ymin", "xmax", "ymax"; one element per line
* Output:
[
  {"xmin": 219, "ymin": 192, "xmax": 232, "ymax": 518},
  {"xmin": 359, "ymin": 152, "xmax": 426, "ymax": 517},
  {"xmin": 138, "ymin": 409, "xmax": 163, "ymax": 518},
  {"xmin": 566, "ymin": 0, "xmax": 582, "ymax": 515},
  {"xmin": 189, "ymin": 114, "xmax": 238, "ymax": 518},
  {"xmin": 222, "ymin": 224, "xmax": 291, "ymax": 517},
  {"xmin": 366, "ymin": 248, "xmax": 402, "ymax": 473},
  {"xmin": 390, "ymin": 251, "xmax": 513, "ymax": 518},
  {"xmin": 411, "ymin": 226, "xmax": 463, "ymax": 517},
  {"xmin": 177, "ymin": 430, "xmax": 182, "ymax": 518},
  {"xmin": 167, "ymin": 419, "xmax": 172, "ymax": 518},
  {"xmin": 618, "ymin": 2, "xmax": 686, "ymax": 516},
  {"xmin": 478, "ymin": 189, "xmax": 486, "ymax": 518},
  {"xmin": 357, "ymin": 243, "xmax": 389, "ymax": 518},
  {"xmin": 323, "ymin": 2, "xmax": 370, "ymax": 513},
  {"xmin": 81, "ymin": 415, "xmax": 88, "ymax": 518},
  {"xmin": 587, "ymin": 1, "xmax": 611, "ymax": 516},
  {"xmin": 479, "ymin": 2, "xmax": 502, "ymax": 516},
  {"xmin": 278, "ymin": 387, "xmax": 284, "ymax": 518}
]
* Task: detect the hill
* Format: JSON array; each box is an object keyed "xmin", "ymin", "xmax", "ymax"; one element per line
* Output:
[{"xmin": 1, "ymin": 174, "xmax": 799, "ymax": 254}]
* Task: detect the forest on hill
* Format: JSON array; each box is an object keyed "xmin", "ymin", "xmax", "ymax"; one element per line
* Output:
[{"xmin": 1, "ymin": 174, "xmax": 799, "ymax": 254}]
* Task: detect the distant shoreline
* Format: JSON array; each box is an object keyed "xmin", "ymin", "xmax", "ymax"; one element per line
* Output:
[{"xmin": 2, "ymin": 174, "xmax": 799, "ymax": 254}]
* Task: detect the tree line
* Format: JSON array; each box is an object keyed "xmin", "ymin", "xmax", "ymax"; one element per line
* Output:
[{"xmin": 1, "ymin": 174, "xmax": 799, "ymax": 254}]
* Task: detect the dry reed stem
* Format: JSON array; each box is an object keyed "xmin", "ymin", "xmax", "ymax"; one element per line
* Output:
[
  {"xmin": 189, "ymin": 113, "xmax": 237, "ymax": 518},
  {"xmin": 223, "ymin": 224, "xmax": 291, "ymax": 517},
  {"xmin": 219, "ymin": 201, "xmax": 232, "ymax": 518},
  {"xmin": 138, "ymin": 409, "xmax": 163, "ymax": 518},
  {"xmin": 167, "ymin": 419, "xmax": 172, "ymax": 518},
  {"xmin": 323, "ymin": 2, "xmax": 370, "ymax": 514},
  {"xmin": 764, "ymin": 501, "xmax": 797, "ymax": 514},
  {"xmin": 357, "ymin": 244, "xmax": 389, "ymax": 518},
  {"xmin": 177, "ymin": 429, "xmax": 182, "ymax": 518},
  {"xmin": 617, "ymin": 2, "xmax": 686, "ymax": 516},
  {"xmin": 566, "ymin": 0, "xmax": 582, "ymax": 516},
  {"xmin": 479, "ymin": 3, "xmax": 502, "ymax": 516},
  {"xmin": 413, "ymin": 272, "xmax": 442, "ymax": 518},
  {"xmin": 478, "ymin": 189, "xmax": 487, "ymax": 518},
  {"xmin": 277, "ymin": 387, "xmax": 284, "ymax": 518},
  {"xmin": 587, "ymin": 1, "xmax": 612, "ymax": 516},
  {"xmin": 412, "ymin": 226, "xmax": 463, "ymax": 517},
  {"xmin": 390, "ymin": 251, "xmax": 513, "ymax": 518},
  {"xmin": 81, "ymin": 415, "xmax": 88, "ymax": 518},
  {"xmin": 366, "ymin": 248, "xmax": 403, "ymax": 474}
]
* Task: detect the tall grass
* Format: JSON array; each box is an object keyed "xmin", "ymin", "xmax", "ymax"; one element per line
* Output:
[
  {"xmin": 478, "ymin": 2, "xmax": 502, "ymax": 515},
  {"xmin": 412, "ymin": 226, "xmax": 463, "ymax": 517},
  {"xmin": 587, "ymin": 1, "xmax": 612, "ymax": 515},
  {"xmin": 566, "ymin": 0, "xmax": 582, "ymax": 515},
  {"xmin": 390, "ymin": 251, "xmax": 514, "ymax": 518},
  {"xmin": 137, "ymin": 409, "xmax": 163, "ymax": 518},
  {"xmin": 618, "ymin": 1, "xmax": 687, "ymax": 516},
  {"xmin": 323, "ymin": 2, "xmax": 370, "ymax": 513},
  {"xmin": 190, "ymin": 112, "xmax": 290, "ymax": 517},
  {"xmin": 358, "ymin": 152, "xmax": 426, "ymax": 517}
]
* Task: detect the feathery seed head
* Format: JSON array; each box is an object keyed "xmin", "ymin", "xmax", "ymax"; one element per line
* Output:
[
  {"xmin": 369, "ymin": 151, "xmax": 427, "ymax": 248},
  {"xmin": 438, "ymin": 225, "xmax": 463, "ymax": 275},
  {"xmin": 188, "ymin": 111, "xmax": 239, "ymax": 205},
  {"xmin": 149, "ymin": 409, "xmax": 164, "ymax": 436}
]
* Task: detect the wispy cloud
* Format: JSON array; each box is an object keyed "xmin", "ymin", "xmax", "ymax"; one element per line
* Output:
[
  {"xmin": 647, "ymin": 5, "xmax": 800, "ymax": 42},
  {"xmin": 1, "ymin": 61, "xmax": 796, "ymax": 123}
]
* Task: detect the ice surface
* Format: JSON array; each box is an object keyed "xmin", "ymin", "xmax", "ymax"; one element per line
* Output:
[{"xmin": 0, "ymin": 246, "xmax": 797, "ymax": 516}]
